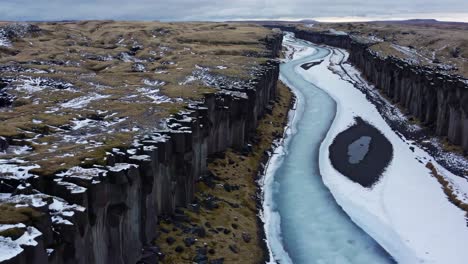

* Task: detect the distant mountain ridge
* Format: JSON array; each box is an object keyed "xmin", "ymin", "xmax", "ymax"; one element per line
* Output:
[
  {"xmin": 225, "ymin": 19, "xmax": 318, "ymax": 25},
  {"xmin": 235, "ymin": 18, "xmax": 467, "ymax": 28}
]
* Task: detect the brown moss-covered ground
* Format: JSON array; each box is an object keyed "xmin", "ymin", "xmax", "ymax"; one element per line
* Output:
[
  {"xmin": 155, "ymin": 81, "xmax": 292, "ymax": 263},
  {"xmin": 0, "ymin": 204, "xmax": 43, "ymax": 239},
  {"xmin": 0, "ymin": 21, "xmax": 279, "ymax": 176}
]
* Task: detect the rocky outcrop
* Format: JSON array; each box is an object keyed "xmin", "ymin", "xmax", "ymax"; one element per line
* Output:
[
  {"xmin": 0, "ymin": 136, "xmax": 8, "ymax": 152},
  {"xmin": 0, "ymin": 34, "xmax": 283, "ymax": 264},
  {"xmin": 0, "ymin": 23, "xmax": 41, "ymax": 40},
  {"xmin": 280, "ymin": 27, "xmax": 468, "ymax": 152},
  {"xmin": 0, "ymin": 79, "xmax": 13, "ymax": 108}
]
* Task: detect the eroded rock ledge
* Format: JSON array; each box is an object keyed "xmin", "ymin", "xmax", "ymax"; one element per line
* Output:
[
  {"xmin": 0, "ymin": 34, "xmax": 282, "ymax": 264},
  {"xmin": 277, "ymin": 27, "xmax": 468, "ymax": 153}
]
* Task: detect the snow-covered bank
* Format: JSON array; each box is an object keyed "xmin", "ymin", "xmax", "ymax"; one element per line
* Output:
[
  {"xmin": 261, "ymin": 35, "xmax": 314, "ymax": 264},
  {"xmin": 260, "ymin": 119, "xmax": 296, "ymax": 264},
  {"xmin": 295, "ymin": 38, "xmax": 468, "ymax": 263}
]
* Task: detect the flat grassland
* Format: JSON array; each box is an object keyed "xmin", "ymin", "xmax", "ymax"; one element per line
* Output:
[{"xmin": 0, "ymin": 21, "xmax": 278, "ymax": 175}]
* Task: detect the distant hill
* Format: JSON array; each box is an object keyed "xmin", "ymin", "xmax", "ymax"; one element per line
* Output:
[
  {"xmin": 238, "ymin": 18, "xmax": 468, "ymax": 31},
  {"xmin": 370, "ymin": 19, "xmax": 468, "ymax": 30},
  {"xmin": 373, "ymin": 19, "xmax": 440, "ymax": 24},
  {"xmin": 226, "ymin": 19, "xmax": 317, "ymax": 25}
]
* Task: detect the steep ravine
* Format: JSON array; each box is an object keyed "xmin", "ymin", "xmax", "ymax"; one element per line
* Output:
[
  {"xmin": 155, "ymin": 81, "xmax": 293, "ymax": 264},
  {"xmin": 272, "ymin": 27, "xmax": 468, "ymax": 154},
  {"xmin": 2, "ymin": 35, "xmax": 283, "ymax": 264}
]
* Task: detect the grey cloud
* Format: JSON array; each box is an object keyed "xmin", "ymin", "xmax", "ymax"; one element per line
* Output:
[{"xmin": 0, "ymin": 0, "xmax": 467, "ymax": 21}]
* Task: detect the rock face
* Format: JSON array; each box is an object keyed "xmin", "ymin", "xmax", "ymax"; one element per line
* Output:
[
  {"xmin": 280, "ymin": 27, "xmax": 468, "ymax": 152},
  {"xmin": 0, "ymin": 136, "xmax": 8, "ymax": 152},
  {"xmin": 1, "ymin": 34, "xmax": 283, "ymax": 264}
]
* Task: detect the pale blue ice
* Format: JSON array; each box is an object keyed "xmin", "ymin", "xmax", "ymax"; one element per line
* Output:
[{"xmin": 265, "ymin": 35, "xmax": 395, "ymax": 264}]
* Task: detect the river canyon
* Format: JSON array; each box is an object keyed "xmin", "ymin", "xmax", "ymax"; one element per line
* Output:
[
  {"xmin": 1, "ymin": 22, "xmax": 468, "ymax": 264},
  {"xmin": 262, "ymin": 32, "xmax": 468, "ymax": 264}
]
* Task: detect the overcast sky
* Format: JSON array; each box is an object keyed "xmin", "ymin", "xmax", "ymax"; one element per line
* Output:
[{"xmin": 1, "ymin": 0, "xmax": 467, "ymax": 22}]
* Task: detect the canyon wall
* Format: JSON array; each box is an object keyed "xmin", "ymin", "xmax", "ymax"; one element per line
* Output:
[
  {"xmin": 2, "ymin": 34, "xmax": 283, "ymax": 264},
  {"xmin": 280, "ymin": 27, "xmax": 468, "ymax": 153}
]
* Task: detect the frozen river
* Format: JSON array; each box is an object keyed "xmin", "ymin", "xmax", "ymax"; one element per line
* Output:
[{"xmin": 261, "ymin": 33, "xmax": 394, "ymax": 264}]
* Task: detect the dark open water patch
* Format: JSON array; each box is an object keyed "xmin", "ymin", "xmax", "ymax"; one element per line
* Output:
[
  {"xmin": 329, "ymin": 117, "xmax": 393, "ymax": 187},
  {"xmin": 301, "ymin": 60, "xmax": 323, "ymax": 70}
]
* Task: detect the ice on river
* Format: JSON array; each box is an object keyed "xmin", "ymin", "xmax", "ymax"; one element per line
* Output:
[
  {"xmin": 287, "ymin": 32, "xmax": 468, "ymax": 264},
  {"xmin": 262, "ymin": 32, "xmax": 393, "ymax": 264}
]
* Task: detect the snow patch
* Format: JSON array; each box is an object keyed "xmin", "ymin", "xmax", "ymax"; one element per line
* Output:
[
  {"xmin": 0, "ymin": 29, "xmax": 11, "ymax": 47},
  {"xmin": 14, "ymin": 77, "xmax": 73, "ymax": 93},
  {"xmin": 136, "ymin": 87, "xmax": 172, "ymax": 104},
  {"xmin": 142, "ymin": 79, "xmax": 166, "ymax": 86},
  {"xmin": 0, "ymin": 162, "xmax": 39, "ymax": 180},
  {"xmin": 328, "ymin": 28, "xmax": 348, "ymax": 36},
  {"xmin": 61, "ymin": 93, "xmax": 110, "ymax": 109},
  {"xmin": 107, "ymin": 163, "xmax": 138, "ymax": 172},
  {"xmin": 0, "ymin": 226, "xmax": 41, "ymax": 262},
  {"xmin": 56, "ymin": 166, "xmax": 107, "ymax": 181}
]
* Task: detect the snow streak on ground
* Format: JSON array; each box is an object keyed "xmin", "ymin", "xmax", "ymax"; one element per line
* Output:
[
  {"xmin": 60, "ymin": 93, "xmax": 110, "ymax": 109},
  {"xmin": 291, "ymin": 35, "xmax": 468, "ymax": 263}
]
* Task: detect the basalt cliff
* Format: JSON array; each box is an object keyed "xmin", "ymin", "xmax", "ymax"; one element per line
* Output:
[{"xmin": 0, "ymin": 26, "xmax": 282, "ymax": 264}]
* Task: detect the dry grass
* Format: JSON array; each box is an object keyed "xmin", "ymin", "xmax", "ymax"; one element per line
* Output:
[
  {"xmin": 440, "ymin": 138, "xmax": 467, "ymax": 157},
  {"xmin": 0, "ymin": 204, "xmax": 43, "ymax": 225},
  {"xmin": 0, "ymin": 21, "xmax": 279, "ymax": 176},
  {"xmin": 156, "ymin": 82, "xmax": 292, "ymax": 263},
  {"xmin": 426, "ymin": 162, "xmax": 468, "ymax": 216},
  {"xmin": 0, "ymin": 227, "xmax": 25, "ymax": 240}
]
